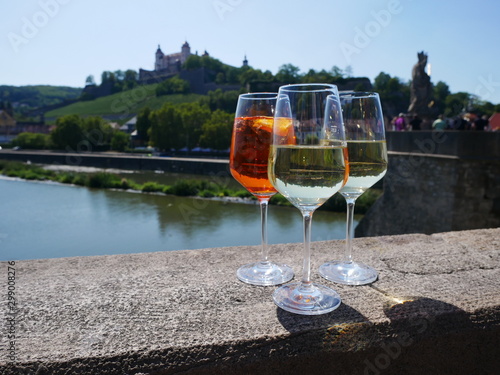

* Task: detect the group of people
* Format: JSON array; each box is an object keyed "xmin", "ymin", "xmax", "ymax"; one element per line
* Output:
[{"xmin": 390, "ymin": 113, "xmax": 493, "ymax": 131}]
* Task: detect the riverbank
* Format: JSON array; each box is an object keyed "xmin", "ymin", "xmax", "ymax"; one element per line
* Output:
[{"xmin": 0, "ymin": 159, "xmax": 382, "ymax": 213}]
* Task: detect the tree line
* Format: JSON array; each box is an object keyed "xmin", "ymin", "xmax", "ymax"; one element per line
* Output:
[
  {"xmin": 12, "ymin": 101, "xmax": 236, "ymax": 153},
  {"xmin": 13, "ymin": 115, "xmax": 130, "ymax": 152},
  {"xmin": 136, "ymin": 102, "xmax": 233, "ymax": 151}
]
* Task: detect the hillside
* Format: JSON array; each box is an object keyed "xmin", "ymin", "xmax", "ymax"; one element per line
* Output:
[
  {"xmin": 0, "ymin": 85, "xmax": 82, "ymax": 112},
  {"xmin": 45, "ymin": 84, "xmax": 204, "ymax": 124}
]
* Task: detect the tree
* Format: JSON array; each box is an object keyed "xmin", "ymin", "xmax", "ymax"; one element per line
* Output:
[
  {"xmin": 149, "ymin": 103, "xmax": 183, "ymax": 151},
  {"xmin": 85, "ymin": 75, "xmax": 95, "ymax": 86},
  {"xmin": 444, "ymin": 92, "xmax": 472, "ymax": 117},
  {"xmin": 201, "ymin": 89, "xmax": 240, "ymax": 113},
  {"xmin": 433, "ymin": 81, "xmax": 451, "ymax": 115},
  {"xmin": 330, "ymin": 66, "xmax": 345, "ymax": 79},
  {"xmin": 474, "ymin": 100, "xmax": 495, "ymax": 117},
  {"xmin": 373, "ymin": 72, "xmax": 410, "ymax": 118},
  {"xmin": 114, "ymin": 70, "xmax": 125, "ymax": 82},
  {"xmin": 183, "ymin": 55, "xmax": 202, "ymax": 70},
  {"xmin": 155, "ymin": 76, "xmax": 190, "ymax": 96},
  {"xmin": 199, "ymin": 110, "xmax": 233, "ymax": 150},
  {"xmin": 51, "ymin": 114, "xmax": 84, "ymax": 150},
  {"xmin": 344, "ymin": 65, "xmax": 353, "ymax": 78},
  {"xmin": 135, "ymin": 107, "xmax": 152, "ymax": 142},
  {"xmin": 373, "ymin": 72, "xmax": 391, "ymax": 90},
  {"xmin": 178, "ymin": 102, "xmax": 211, "ymax": 150},
  {"xmin": 302, "ymin": 69, "xmax": 335, "ymax": 83},
  {"xmin": 0, "ymin": 100, "xmax": 14, "ymax": 116},
  {"xmin": 111, "ymin": 131, "xmax": 130, "ymax": 151},
  {"xmin": 81, "ymin": 116, "xmax": 113, "ymax": 148},
  {"xmin": 239, "ymin": 68, "xmax": 264, "ymax": 87},
  {"xmin": 123, "ymin": 70, "xmax": 138, "ymax": 90},
  {"xmin": 276, "ymin": 64, "xmax": 301, "ymax": 84}
]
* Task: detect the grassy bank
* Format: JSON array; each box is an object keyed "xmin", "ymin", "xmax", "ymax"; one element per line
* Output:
[{"xmin": 0, "ymin": 160, "xmax": 381, "ymax": 213}]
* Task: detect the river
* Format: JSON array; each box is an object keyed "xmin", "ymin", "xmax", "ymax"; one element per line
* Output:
[{"xmin": 0, "ymin": 177, "xmax": 359, "ymax": 261}]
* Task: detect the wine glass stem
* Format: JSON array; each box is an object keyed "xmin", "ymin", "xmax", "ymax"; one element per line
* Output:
[
  {"xmin": 301, "ymin": 211, "xmax": 313, "ymax": 287},
  {"xmin": 259, "ymin": 198, "xmax": 270, "ymax": 266},
  {"xmin": 345, "ymin": 198, "xmax": 356, "ymax": 263}
]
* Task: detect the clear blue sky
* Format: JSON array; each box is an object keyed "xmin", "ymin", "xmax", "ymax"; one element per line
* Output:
[{"xmin": 2, "ymin": 0, "xmax": 500, "ymax": 104}]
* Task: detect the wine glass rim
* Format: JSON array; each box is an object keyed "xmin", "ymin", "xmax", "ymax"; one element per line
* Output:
[
  {"xmin": 239, "ymin": 92, "xmax": 278, "ymax": 100},
  {"xmin": 339, "ymin": 90, "xmax": 380, "ymax": 98},
  {"xmin": 279, "ymin": 83, "xmax": 339, "ymax": 93}
]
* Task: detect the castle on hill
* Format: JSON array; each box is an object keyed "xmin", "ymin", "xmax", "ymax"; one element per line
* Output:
[
  {"xmin": 154, "ymin": 41, "xmax": 210, "ymax": 72},
  {"xmin": 138, "ymin": 41, "xmax": 228, "ymax": 92}
]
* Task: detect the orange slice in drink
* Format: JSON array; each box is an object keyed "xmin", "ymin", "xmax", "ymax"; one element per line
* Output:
[
  {"xmin": 250, "ymin": 116, "xmax": 274, "ymax": 133},
  {"xmin": 274, "ymin": 117, "xmax": 296, "ymax": 144}
]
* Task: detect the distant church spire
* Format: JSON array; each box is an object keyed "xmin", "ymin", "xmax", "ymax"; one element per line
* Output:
[{"xmin": 243, "ymin": 55, "xmax": 248, "ymax": 67}]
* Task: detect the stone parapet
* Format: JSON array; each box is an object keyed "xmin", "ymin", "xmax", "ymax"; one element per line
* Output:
[
  {"xmin": 1, "ymin": 228, "xmax": 499, "ymax": 374},
  {"xmin": 0, "ymin": 150, "xmax": 230, "ymax": 176},
  {"xmin": 356, "ymin": 151, "xmax": 500, "ymax": 236}
]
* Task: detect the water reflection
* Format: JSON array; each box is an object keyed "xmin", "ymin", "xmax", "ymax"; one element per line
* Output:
[{"xmin": 0, "ymin": 178, "xmax": 359, "ymax": 260}]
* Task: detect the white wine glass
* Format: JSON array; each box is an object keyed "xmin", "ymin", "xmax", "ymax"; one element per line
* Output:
[
  {"xmin": 269, "ymin": 84, "xmax": 348, "ymax": 315},
  {"xmin": 319, "ymin": 91, "xmax": 388, "ymax": 285},
  {"xmin": 230, "ymin": 93, "xmax": 294, "ymax": 286}
]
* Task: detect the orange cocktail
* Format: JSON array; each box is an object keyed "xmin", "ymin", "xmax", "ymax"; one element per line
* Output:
[
  {"xmin": 230, "ymin": 116, "xmax": 276, "ymax": 196},
  {"xmin": 230, "ymin": 93, "xmax": 295, "ymax": 286}
]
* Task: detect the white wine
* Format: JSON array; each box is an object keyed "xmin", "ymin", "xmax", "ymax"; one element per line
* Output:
[
  {"xmin": 341, "ymin": 140, "xmax": 388, "ymax": 199},
  {"xmin": 269, "ymin": 144, "xmax": 347, "ymax": 210}
]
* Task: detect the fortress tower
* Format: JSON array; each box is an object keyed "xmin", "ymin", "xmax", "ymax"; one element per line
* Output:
[
  {"xmin": 155, "ymin": 45, "xmax": 164, "ymax": 71},
  {"xmin": 154, "ymin": 41, "xmax": 192, "ymax": 72},
  {"xmin": 181, "ymin": 41, "xmax": 191, "ymax": 63}
]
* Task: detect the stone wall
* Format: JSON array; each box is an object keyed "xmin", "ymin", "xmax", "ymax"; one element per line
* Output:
[
  {"xmin": 0, "ymin": 150, "xmax": 230, "ymax": 176},
  {"xmin": 356, "ymin": 131, "xmax": 500, "ymax": 237},
  {"xmin": 1, "ymin": 228, "xmax": 499, "ymax": 374}
]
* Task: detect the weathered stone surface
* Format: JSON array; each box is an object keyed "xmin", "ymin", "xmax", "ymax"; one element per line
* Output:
[{"xmin": 1, "ymin": 228, "xmax": 499, "ymax": 374}]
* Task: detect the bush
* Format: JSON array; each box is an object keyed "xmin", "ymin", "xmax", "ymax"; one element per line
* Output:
[
  {"xmin": 57, "ymin": 173, "xmax": 77, "ymax": 184},
  {"xmin": 87, "ymin": 172, "xmax": 122, "ymax": 189},
  {"xmin": 72, "ymin": 174, "xmax": 87, "ymax": 186},
  {"xmin": 141, "ymin": 182, "xmax": 165, "ymax": 193},
  {"xmin": 12, "ymin": 133, "xmax": 51, "ymax": 149},
  {"xmin": 169, "ymin": 180, "xmax": 199, "ymax": 196},
  {"xmin": 234, "ymin": 190, "xmax": 252, "ymax": 198},
  {"xmin": 198, "ymin": 190, "xmax": 215, "ymax": 198}
]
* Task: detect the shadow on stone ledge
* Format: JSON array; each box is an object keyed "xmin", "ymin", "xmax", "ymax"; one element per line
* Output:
[
  {"xmin": 276, "ymin": 302, "xmax": 368, "ymax": 333},
  {"xmin": 358, "ymin": 296, "xmax": 493, "ymax": 375}
]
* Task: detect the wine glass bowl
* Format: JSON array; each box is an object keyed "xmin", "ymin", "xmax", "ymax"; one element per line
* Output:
[
  {"xmin": 230, "ymin": 93, "xmax": 294, "ymax": 286},
  {"xmin": 268, "ymin": 84, "xmax": 347, "ymax": 315},
  {"xmin": 319, "ymin": 91, "xmax": 388, "ymax": 286}
]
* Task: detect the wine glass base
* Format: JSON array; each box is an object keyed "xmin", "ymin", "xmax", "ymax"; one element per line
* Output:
[
  {"xmin": 319, "ymin": 261, "xmax": 378, "ymax": 285},
  {"xmin": 237, "ymin": 262, "xmax": 294, "ymax": 286},
  {"xmin": 273, "ymin": 282, "xmax": 342, "ymax": 315}
]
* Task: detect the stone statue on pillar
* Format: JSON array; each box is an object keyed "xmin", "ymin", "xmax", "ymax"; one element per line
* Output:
[{"xmin": 408, "ymin": 52, "xmax": 435, "ymax": 125}]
